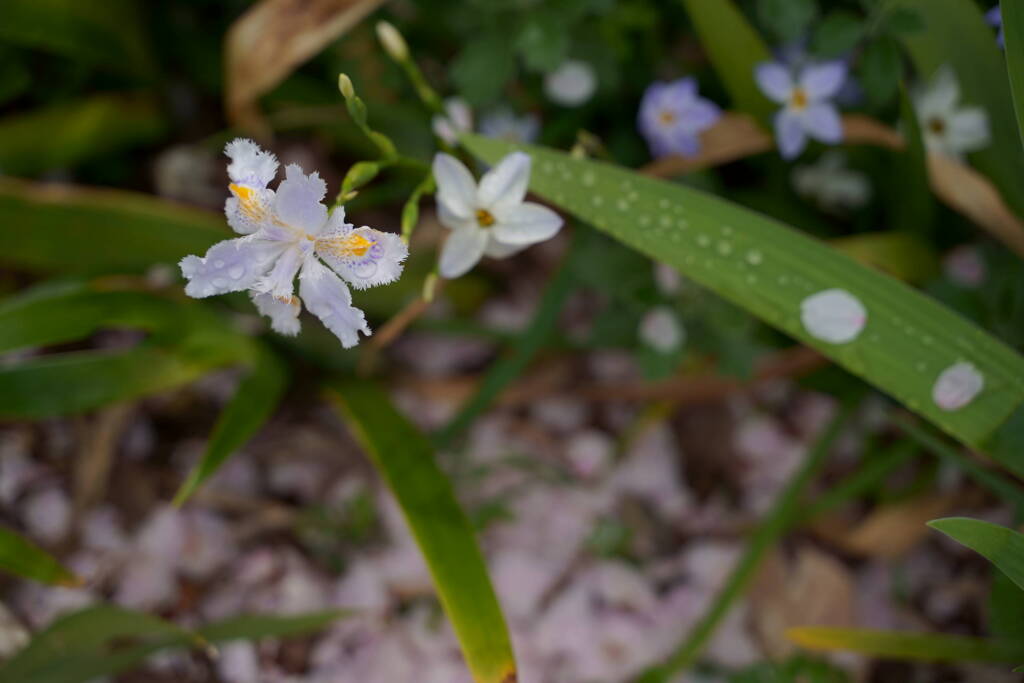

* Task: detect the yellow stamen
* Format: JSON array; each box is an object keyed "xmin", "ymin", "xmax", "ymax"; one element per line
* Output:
[
  {"xmin": 316, "ymin": 232, "xmax": 377, "ymax": 259},
  {"xmin": 229, "ymin": 183, "xmax": 264, "ymax": 221},
  {"xmin": 790, "ymin": 87, "xmax": 808, "ymax": 110},
  {"xmin": 476, "ymin": 209, "xmax": 496, "ymax": 227},
  {"xmin": 928, "ymin": 117, "xmax": 946, "ymax": 135},
  {"xmin": 658, "ymin": 110, "xmax": 676, "ymax": 126}
]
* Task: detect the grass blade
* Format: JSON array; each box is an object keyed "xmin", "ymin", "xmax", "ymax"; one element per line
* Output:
[
  {"xmin": 174, "ymin": 346, "xmax": 287, "ymax": 505},
  {"xmin": 679, "ymin": 0, "xmax": 774, "ymax": 122},
  {"xmin": 0, "ymin": 177, "xmax": 224, "ymax": 274},
  {"xmin": 0, "ymin": 605, "xmax": 345, "ymax": 683},
  {"xmin": 1002, "ymin": 0, "xmax": 1024, "ymax": 148},
  {"xmin": 928, "ymin": 517, "xmax": 1024, "ymax": 592},
  {"xmin": 462, "ymin": 135, "xmax": 1024, "ymax": 466},
  {"xmin": 0, "ymin": 527, "xmax": 80, "ymax": 587},
  {"xmin": 638, "ymin": 403, "xmax": 855, "ymax": 681},
  {"xmin": 328, "ymin": 379, "xmax": 516, "ymax": 683},
  {"xmin": 787, "ymin": 627, "xmax": 1024, "ymax": 662}
]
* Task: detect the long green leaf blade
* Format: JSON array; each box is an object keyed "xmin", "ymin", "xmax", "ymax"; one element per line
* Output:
[
  {"xmin": 886, "ymin": 0, "xmax": 1024, "ymax": 219},
  {"xmin": 0, "ymin": 282, "xmax": 182, "ymax": 354},
  {"xmin": 787, "ymin": 627, "xmax": 1024, "ymax": 662},
  {"xmin": 1002, "ymin": 0, "xmax": 1024, "ymax": 148},
  {"xmin": 0, "ymin": 527, "xmax": 80, "ymax": 586},
  {"xmin": 174, "ymin": 346, "xmax": 287, "ymax": 505},
  {"xmin": 679, "ymin": 0, "xmax": 774, "ymax": 122},
  {"xmin": 0, "ymin": 177, "xmax": 224, "ymax": 274},
  {"xmin": 462, "ymin": 135, "xmax": 1024, "ymax": 466},
  {"xmin": 0, "ymin": 344, "xmax": 235, "ymax": 419},
  {"xmin": 928, "ymin": 517, "xmax": 1024, "ymax": 592},
  {"xmin": 328, "ymin": 379, "xmax": 516, "ymax": 683},
  {"xmin": 0, "ymin": 605, "xmax": 345, "ymax": 683}
]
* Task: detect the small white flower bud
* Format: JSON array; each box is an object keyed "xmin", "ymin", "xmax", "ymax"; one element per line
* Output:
[
  {"xmin": 376, "ymin": 21, "xmax": 408, "ymax": 62},
  {"xmin": 337, "ymin": 73, "xmax": 354, "ymax": 99}
]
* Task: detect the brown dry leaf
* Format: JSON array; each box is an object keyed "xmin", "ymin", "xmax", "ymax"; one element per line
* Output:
[
  {"xmin": 74, "ymin": 403, "xmax": 133, "ymax": 512},
  {"xmin": 749, "ymin": 546, "xmax": 856, "ymax": 659},
  {"xmin": 644, "ymin": 113, "xmax": 1024, "ymax": 259},
  {"xmin": 821, "ymin": 494, "xmax": 956, "ymax": 559},
  {"xmin": 225, "ymin": 0, "xmax": 388, "ymax": 135}
]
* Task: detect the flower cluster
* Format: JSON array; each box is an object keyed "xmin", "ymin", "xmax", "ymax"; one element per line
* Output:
[{"xmin": 179, "ymin": 139, "xmax": 407, "ymax": 347}]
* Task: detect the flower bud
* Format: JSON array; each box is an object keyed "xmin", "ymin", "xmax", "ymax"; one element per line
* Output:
[
  {"xmin": 337, "ymin": 73, "xmax": 354, "ymax": 99},
  {"xmin": 376, "ymin": 21, "xmax": 408, "ymax": 62}
]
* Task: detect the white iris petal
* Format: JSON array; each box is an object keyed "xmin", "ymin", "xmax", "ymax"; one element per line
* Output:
[
  {"xmin": 933, "ymin": 362, "xmax": 984, "ymax": 411},
  {"xmin": 800, "ymin": 289, "xmax": 867, "ymax": 344}
]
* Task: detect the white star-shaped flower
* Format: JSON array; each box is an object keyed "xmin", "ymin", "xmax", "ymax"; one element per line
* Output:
[
  {"xmin": 432, "ymin": 151, "xmax": 563, "ymax": 278},
  {"xmin": 180, "ymin": 139, "xmax": 408, "ymax": 347}
]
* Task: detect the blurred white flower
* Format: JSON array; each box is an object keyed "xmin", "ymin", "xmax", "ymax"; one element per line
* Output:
[
  {"xmin": 180, "ymin": 139, "xmax": 408, "ymax": 347},
  {"xmin": 653, "ymin": 262, "xmax": 682, "ymax": 295},
  {"xmin": 432, "ymin": 152, "xmax": 563, "ymax": 278},
  {"xmin": 914, "ymin": 66, "xmax": 991, "ymax": 159},
  {"xmin": 22, "ymin": 487, "xmax": 71, "ymax": 544},
  {"xmin": 639, "ymin": 306, "xmax": 685, "ymax": 353},
  {"xmin": 431, "ymin": 97, "xmax": 473, "ymax": 145},
  {"xmin": 933, "ymin": 361, "xmax": 984, "ymax": 411},
  {"xmin": 800, "ymin": 289, "xmax": 866, "ymax": 344},
  {"xmin": 943, "ymin": 244, "xmax": 986, "ymax": 288},
  {"xmin": 792, "ymin": 151, "xmax": 870, "ymax": 212},
  {"xmin": 544, "ymin": 60, "xmax": 597, "ymax": 107},
  {"xmin": 0, "ymin": 603, "xmax": 28, "ymax": 659},
  {"xmin": 566, "ymin": 429, "xmax": 614, "ymax": 480},
  {"xmin": 217, "ymin": 642, "xmax": 261, "ymax": 683},
  {"xmin": 479, "ymin": 108, "xmax": 539, "ymax": 143}
]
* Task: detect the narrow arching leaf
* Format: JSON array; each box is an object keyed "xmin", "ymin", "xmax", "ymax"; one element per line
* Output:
[
  {"xmin": 0, "ymin": 0, "xmax": 154, "ymax": 76},
  {"xmin": 196, "ymin": 610, "xmax": 349, "ymax": 642},
  {"xmin": 679, "ymin": 0, "xmax": 775, "ymax": 122},
  {"xmin": 463, "ymin": 134, "xmax": 1024, "ymax": 468},
  {"xmin": 174, "ymin": 346, "xmax": 287, "ymax": 505},
  {"xmin": 638, "ymin": 405, "xmax": 853, "ymax": 682},
  {"xmin": 928, "ymin": 517, "xmax": 1024, "ymax": 592},
  {"xmin": 1002, "ymin": 0, "xmax": 1024, "ymax": 148},
  {"xmin": 0, "ymin": 346, "xmax": 233, "ymax": 419},
  {"xmin": 0, "ymin": 527, "xmax": 80, "ymax": 586},
  {"xmin": 0, "ymin": 177, "xmax": 224, "ymax": 274},
  {"xmin": 0, "ymin": 282, "xmax": 182, "ymax": 354},
  {"xmin": 787, "ymin": 627, "xmax": 1024, "ymax": 662},
  {"xmin": 0, "ymin": 95, "xmax": 166, "ymax": 176},
  {"xmin": 887, "ymin": 0, "xmax": 1024, "ymax": 219},
  {"xmin": 892, "ymin": 85, "xmax": 935, "ymax": 235},
  {"xmin": 329, "ymin": 379, "xmax": 516, "ymax": 683},
  {"xmin": 0, "ymin": 605, "xmax": 198, "ymax": 683},
  {"xmin": 0, "ymin": 605, "xmax": 346, "ymax": 683}
]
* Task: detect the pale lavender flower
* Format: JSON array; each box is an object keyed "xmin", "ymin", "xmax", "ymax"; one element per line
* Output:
[
  {"xmin": 637, "ymin": 77, "xmax": 721, "ymax": 158},
  {"xmin": 180, "ymin": 139, "xmax": 408, "ymax": 347},
  {"xmin": 479, "ymin": 108, "xmax": 539, "ymax": 143},
  {"xmin": 914, "ymin": 66, "xmax": 991, "ymax": 159},
  {"xmin": 755, "ymin": 60, "xmax": 846, "ymax": 159},
  {"xmin": 988, "ymin": 6, "xmax": 1004, "ymax": 47}
]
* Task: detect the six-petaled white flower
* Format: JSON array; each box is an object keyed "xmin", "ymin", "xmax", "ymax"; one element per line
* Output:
[
  {"xmin": 914, "ymin": 66, "xmax": 991, "ymax": 159},
  {"xmin": 180, "ymin": 139, "xmax": 407, "ymax": 348},
  {"xmin": 755, "ymin": 60, "xmax": 847, "ymax": 160},
  {"xmin": 432, "ymin": 151, "xmax": 563, "ymax": 278}
]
